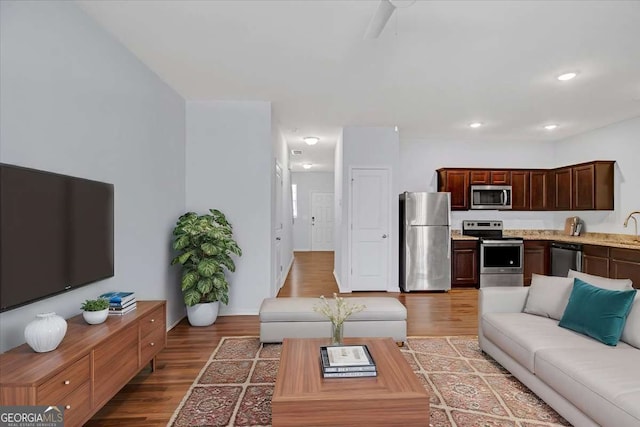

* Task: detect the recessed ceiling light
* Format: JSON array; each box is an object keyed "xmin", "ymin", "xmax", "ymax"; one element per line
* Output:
[
  {"xmin": 544, "ymin": 124, "xmax": 558, "ymax": 130},
  {"xmin": 302, "ymin": 163, "xmax": 313, "ymax": 170},
  {"xmin": 469, "ymin": 122, "xmax": 483, "ymax": 128},
  {"xmin": 303, "ymin": 136, "xmax": 319, "ymax": 145},
  {"xmin": 557, "ymin": 72, "xmax": 578, "ymax": 81}
]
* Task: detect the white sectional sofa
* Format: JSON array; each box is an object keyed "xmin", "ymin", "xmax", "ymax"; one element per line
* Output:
[{"xmin": 479, "ymin": 271, "xmax": 640, "ymax": 427}]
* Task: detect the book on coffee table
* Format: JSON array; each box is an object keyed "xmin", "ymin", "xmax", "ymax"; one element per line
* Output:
[
  {"xmin": 322, "ymin": 370, "xmax": 377, "ymax": 378},
  {"xmin": 320, "ymin": 345, "xmax": 377, "ymax": 376}
]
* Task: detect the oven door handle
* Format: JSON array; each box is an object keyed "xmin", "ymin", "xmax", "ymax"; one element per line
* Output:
[{"xmin": 481, "ymin": 240, "xmax": 524, "ymax": 247}]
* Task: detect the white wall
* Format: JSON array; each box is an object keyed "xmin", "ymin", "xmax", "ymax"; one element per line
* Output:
[
  {"xmin": 336, "ymin": 127, "xmax": 400, "ymax": 292},
  {"xmin": 554, "ymin": 116, "xmax": 640, "ymax": 235},
  {"xmin": 0, "ymin": 1, "xmax": 186, "ymax": 352},
  {"xmin": 291, "ymin": 172, "xmax": 334, "ymax": 251},
  {"xmin": 185, "ymin": 101, "xmax": 272, "ymax": 315}
]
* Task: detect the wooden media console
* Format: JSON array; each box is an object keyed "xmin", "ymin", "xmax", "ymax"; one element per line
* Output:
[{"xmin": 0, "ymin": 300, "xmax": 166, "ymax": 427}]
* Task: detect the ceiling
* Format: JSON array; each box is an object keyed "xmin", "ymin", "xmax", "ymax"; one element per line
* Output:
[{"xmin": 77, "ymin": 1, "xmax": 640, "ymax": 172}]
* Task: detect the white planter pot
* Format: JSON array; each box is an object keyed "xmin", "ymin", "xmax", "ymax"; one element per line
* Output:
[
  {"xmin": 186, "ymin": 302, "xmax": 220, "ymax": 326},
  {"xmin": 24, "ymin": 312, "xmax": 67, "ymax": 353},
  {"xmin": 83, "ymin": 308, "xmax": 109, "ymax": 325}
]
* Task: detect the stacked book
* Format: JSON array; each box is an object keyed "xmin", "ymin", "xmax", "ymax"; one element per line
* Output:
[
  {"xmin": 99, "ymin": 291, "xmax": 137, "ymax": 316},
  {"xmin": 320, "ymin": 345, "xmax": 377, "ymax": 378}
]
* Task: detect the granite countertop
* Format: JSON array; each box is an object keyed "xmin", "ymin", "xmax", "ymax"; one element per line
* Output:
[{"xmin": 452, "ymin": 229, "xmax": 640, "ymax": 250}]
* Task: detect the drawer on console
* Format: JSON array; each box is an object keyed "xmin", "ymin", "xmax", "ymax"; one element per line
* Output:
[
  {"xmin": 37, "ymin": 355, "xmax": 90, "ymax": 404},
  {"xmin": 61, "ymin": 380, "xmax": 92, "ymax": 427},
  {"xmin": 140, "ymin": 327, "xmax": 165, "ymax": 363},
  {"xmin": 139, "ymin": 305, "xmax": 165, "ymax": 337}
]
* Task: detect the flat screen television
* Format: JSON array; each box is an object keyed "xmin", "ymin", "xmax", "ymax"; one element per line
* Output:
[{"xmin": 0, "ymin": 163, "xmax": 114, "ymax": 312}]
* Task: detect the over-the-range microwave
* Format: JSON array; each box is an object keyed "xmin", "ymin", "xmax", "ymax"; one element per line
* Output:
[{"xmin": 470, "ymin": 185, "xmax": 512, "ymax": 210}]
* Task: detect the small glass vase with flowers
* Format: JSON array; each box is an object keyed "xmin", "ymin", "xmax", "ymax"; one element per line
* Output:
[{"xmin": 313, "ymin": 293, "xmax": 365, "ymax": 345}]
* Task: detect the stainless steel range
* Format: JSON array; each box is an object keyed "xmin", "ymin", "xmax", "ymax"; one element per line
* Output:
[{"xmin": 462, "ymin": 220, "xmax": 524, "ymax": 288}]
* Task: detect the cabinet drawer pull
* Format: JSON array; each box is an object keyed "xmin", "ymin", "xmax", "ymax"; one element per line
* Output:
[
  {"xmin": 150, "ymin": 319, "xmax": 155, "ymax": 323},
  {"xmin": 64, "ymin": 380, "xmax": 70, "ymax": 385},
  {"xmin": 150, "ymin": 342, "xmax": 155, "ymax": 347},
  {"xmin": 65, "ymin": 405, "xmax": 71, "ymax": 410}
]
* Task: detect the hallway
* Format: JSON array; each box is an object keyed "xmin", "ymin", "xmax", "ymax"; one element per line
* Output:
[{"xmin": 277, "ymin": 251, "xmax": 478, "ymax": 336}]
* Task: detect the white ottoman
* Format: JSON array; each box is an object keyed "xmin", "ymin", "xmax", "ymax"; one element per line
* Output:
[{"xmin": 259, "ymin": 297, "xmax": 407, "ymax": 343}]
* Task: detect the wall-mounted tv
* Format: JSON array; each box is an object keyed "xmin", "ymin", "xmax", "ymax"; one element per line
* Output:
[{"xmin": 0, "ymin": 163, "xmax": 114, "ymax": 312}]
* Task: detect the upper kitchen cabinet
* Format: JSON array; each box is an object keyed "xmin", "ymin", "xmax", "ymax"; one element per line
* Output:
[
  {"xmin": 550, "ymin": 161, "xmax": 614, "ymax": 211},
  {"xmin": 573, "ymin": 161, "xmax": 614, "ymax": 210},
  {"xmin": 530, "ymin": 170, "xmax": 547, "ymax": 210},
  {"xmin": 437, "ymin": 169, "xmax": 469, "ymax": 210},
  {"xmin": 436, "ymin": 161, "xmax": 614, "ymax": 211},
  {"xmin": 551, "ymin": 167, "xmax": 573, "ymax": 210},
  {"xmin": 490, "ymin": 170, "xmax": 510, "ymax": 184},
  {"xmin": 469, "ymin": 170, "xmax": 510, "ymax": 185},
  {"xmin": 469, "ymin": 170, "xmax": 490, "ymax": 184},
  {"xmin": 510, "ymin": 170, "xmax": 530, "ymax": 210}
]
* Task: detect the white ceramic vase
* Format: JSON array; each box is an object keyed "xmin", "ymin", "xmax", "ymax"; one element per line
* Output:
[
  {"xmin": 186, "ymin": 302, "xmax": 220, "ymax": 326},
  {"xmin": 83, "ymin": 308, "xmax": 109, "ymax": 325},
  {"xmin": 24, "ymin": 312, "xmax": 67, "ymax": 353}
]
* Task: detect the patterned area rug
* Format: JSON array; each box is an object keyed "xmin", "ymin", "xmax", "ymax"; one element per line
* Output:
[{"xmin": 167, "ymin": 336, "xmax": 570, "ymax": 427}]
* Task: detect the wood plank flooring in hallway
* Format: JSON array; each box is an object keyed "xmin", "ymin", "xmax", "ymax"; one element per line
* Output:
[{"xmin": 88, "ymin": 250, "xmax": 478, "ymax": 425}]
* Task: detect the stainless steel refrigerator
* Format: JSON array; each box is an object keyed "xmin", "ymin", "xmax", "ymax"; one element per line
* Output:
[{"xmin": 399, "ymin": 192, "xmax": 451, "ymax": 292}]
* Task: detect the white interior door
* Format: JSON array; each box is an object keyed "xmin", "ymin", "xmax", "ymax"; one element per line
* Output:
[
  {"xmin": 273, "ymin": 162, "xmax": 283, "ymax": 293},
  {"xmin": 311, "ymin": 192, "xmax": 334, "ymax": 251},
  {"xmin": 350, "ymin": 168, "xmax": 390, "ymax": 291}
]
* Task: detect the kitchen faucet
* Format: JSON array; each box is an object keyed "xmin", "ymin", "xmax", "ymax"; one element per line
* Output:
[{"xmin": 623, "ymin": 211, "xmax": 640, "ymax": 241}]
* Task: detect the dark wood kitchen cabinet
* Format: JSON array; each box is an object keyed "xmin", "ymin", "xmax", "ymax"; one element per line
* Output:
[
  {"xmin": 437, "ymin": 161, "xmax": 614, "ymax": 212},
  {"xmin": 437, "ymin": 169, "xmax": 469, "ymax": 210},
  {"xmin": 490, "ymin": 170, "xmax": 510, "ymax": 184},
  {"xmin": 470, "ymin": 170, "xmax": 510, "ymax": 185},
  {"xmin": 523, "ymin": 240, "xmax": 549, "ymax": 285},
  {"xmin": 530, "ymin": 170, "xmax": 547, "ymax": 210},
  {"xmin": 511, "ymin": 170, "xmax": 530, "ymax": 210},
  {"xmin": 549, "ymin": 161, "xmax": 614, "ymax": 211},
  {"xmin": 610, "ymin": 248, "xmax": 640, "ymax": 288},
  {"xmin": 582, "ymin": 245, "xmax": 610, "ymax": 278},
  {"xmin": 451, "ymin": 240, "xmax": 479, "ymax": 287},
  {"xmin": 573, "ymin": 161, "xmax": 614, "ymax": 210},
  {"xmin": 469, "ymin": 170, "xmax": 490, "ymax": 184},
  {"xmin": 582, "ymin": 245, "xmax": 640, "ymax": 289},
  {"xmin": 551, "ymin": 167, "xmax": 573, "ymax": 210}
]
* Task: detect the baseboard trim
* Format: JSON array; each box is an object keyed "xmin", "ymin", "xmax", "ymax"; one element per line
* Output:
[
  {"xmin": 280, "ymin": 255, "xmax": 294, "ymax": 290},
  {"xmin": 333, "ymin": 270, "xmax": 350, "ymax": 293}
]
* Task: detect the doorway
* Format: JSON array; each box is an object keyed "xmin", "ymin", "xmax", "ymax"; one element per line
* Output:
[
  {"xmin": 349, "ymin": 167, "xmax": 391, "ymax": 291},
  {"xmin": 311, "ymin": 192, "xmax": 334, "ymax": 251}
]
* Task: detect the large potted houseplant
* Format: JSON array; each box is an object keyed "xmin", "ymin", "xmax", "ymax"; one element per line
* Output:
[{"xmin": 171, "ymin": 209, "xmax": 242, "ymax": 326}]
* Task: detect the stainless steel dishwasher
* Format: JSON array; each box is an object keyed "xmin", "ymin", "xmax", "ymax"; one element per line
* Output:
[{"xmin": 550, "ymin": 242, "xmax": 583, "ymax": 277}]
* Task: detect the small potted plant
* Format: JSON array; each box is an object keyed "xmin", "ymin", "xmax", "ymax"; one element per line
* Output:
[{"xmin": 81, "ymin": 298, "xmax": 110, "ymax": 325}]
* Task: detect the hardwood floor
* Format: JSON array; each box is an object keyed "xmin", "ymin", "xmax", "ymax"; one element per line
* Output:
[{"xmin": 88, "ymin": 251, "xmax": 478, "ymax": 426}]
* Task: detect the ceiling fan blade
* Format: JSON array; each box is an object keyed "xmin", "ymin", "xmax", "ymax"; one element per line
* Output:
[{"xmin": 363, "ymin": 0, "xmax": 396, "ymax": 40}]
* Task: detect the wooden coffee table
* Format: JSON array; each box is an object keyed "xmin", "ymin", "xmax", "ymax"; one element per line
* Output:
[{"xmin": 272, "ymin": 337, "xmax": 429, "ymax": 426}]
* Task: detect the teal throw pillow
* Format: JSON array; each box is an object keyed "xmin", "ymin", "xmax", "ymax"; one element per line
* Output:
[{"xmin": 559, "ymin": 278, "xmax": 637, "ymax": 346}]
